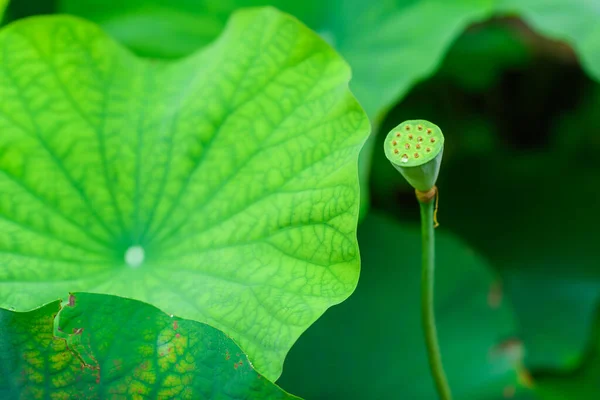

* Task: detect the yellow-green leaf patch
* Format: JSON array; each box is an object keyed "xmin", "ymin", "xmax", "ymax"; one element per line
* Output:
[{"xmin": 0, "ymin": 293, "xmax": 299, "ymax": 399}]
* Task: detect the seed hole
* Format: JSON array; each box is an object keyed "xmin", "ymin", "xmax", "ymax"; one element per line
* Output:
[
  {"xmin": 426, "ymin": 147, "xmax": 431, "ymax": 152},
  {"xmin": 394, "ymin": 148, "xmax": 399, "ymax": 154},
  {"xmin": 414, "ymin": 153, "xmax": 420, "ymax": 158},
  {"xmin": 401, "ymin": 154, "xmax": 409, "ymax": 163},
  {"xmin": 417, "ymin": 125, "xmax": 423, "ymax": 131},
  {"xmin": 430, "ymin": 138, "xmax": 436, "ymax": 143},
  {"xmin": 417, "ymin": 136, "xmax": 423, "ymax": 142},
  {"xmin": 405, "ymin": 125, "xmax": 411, "ymax": 131},
  {"xmin": 404, "ymin": 143, "xmax": 410, "ymax": 149},
  {"xmin": 426, "ymin": 128, "xmax": 432, "ymax": 134},
  {"xmin": 416, "ymin": 144, "xmax": 421, "ymax": 149},
  {"xmin": 408, "ymin": 134, "xmax": 413, "ymax": 140},
  {"xmin": 392, "ymin": 140, "xmax": 397, "ymax": 146},
  {"xmin": 396, "ymin": 132, "xmax": 401, "ymax": 138}
]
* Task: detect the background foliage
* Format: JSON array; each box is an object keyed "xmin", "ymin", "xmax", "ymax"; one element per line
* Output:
[{"xmin": 2, "ymin": 0, "xmax": 600, "ymax": 398}]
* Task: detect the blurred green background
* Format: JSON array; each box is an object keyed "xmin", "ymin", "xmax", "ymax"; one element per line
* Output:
[{"xmin": 3, "ymin": 1, "xmax": 600, "ymax": 398}]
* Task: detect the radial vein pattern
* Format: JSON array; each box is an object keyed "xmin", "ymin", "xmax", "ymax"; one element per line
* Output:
[{"xmin": 0, "ymin": 8, "xmax": 369, "ymax": 379}]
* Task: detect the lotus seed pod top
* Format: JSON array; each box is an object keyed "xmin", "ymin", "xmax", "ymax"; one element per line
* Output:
[{"xmin": 383, "ymin": 119, "xmax": 444, "ymax": 192}]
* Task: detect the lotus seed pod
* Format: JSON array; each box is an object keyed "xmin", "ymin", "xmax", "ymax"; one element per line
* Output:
[{"xmin": 383, "ymin": 119, "xmax": 444, "ymax": 192}]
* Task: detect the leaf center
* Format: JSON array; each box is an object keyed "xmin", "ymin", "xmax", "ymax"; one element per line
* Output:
[{"xmin": 124, "ymin": 246, "xmax": 145, "ymax": 268}]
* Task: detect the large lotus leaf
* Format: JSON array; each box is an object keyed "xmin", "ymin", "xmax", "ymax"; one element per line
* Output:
[
  {"xmin": 0, "ymin": 293, "xmax": 298, "ymax": 399},
  {"xmin": 0, "ymin": 8, "xmax": 369, "ymax": 380},
  {"xmin": 277, "ymin": 213, "xmax": 534, "ymax": 399}
]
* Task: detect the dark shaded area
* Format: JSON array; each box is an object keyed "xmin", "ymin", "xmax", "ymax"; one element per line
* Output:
[
  {"xmin": 493, "ymin": 61, "xmax": 589, "ymax": 150},
  {"xmin": 369, "ymin": 15, "xmax": 600, "ymax": 395},
  {"xmin": 4, "ymin": 0, "xmax": 58, "ymax": 22},
  {"xmin": 371, "ymin": 16, "xmax": 596, "ymax": 219}
]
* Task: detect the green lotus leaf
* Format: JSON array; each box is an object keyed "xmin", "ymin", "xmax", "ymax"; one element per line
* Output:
[
  {"xmin": 0, "ymin": 293, "xmax": 299, "ymax": 398},
  {"xmin": 0, "ymin": 7, "xmax": 369, "ymax": 380}
]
